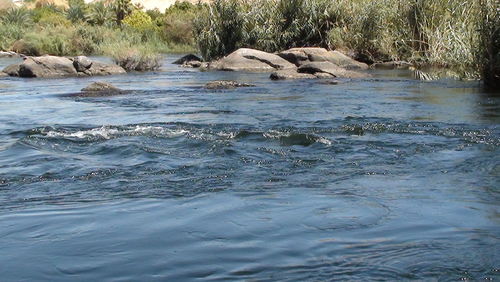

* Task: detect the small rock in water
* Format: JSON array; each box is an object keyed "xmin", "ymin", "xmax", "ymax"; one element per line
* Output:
[
  {"xmin": 319, "ymin": 79, "xmax": 341, "ymax": 85},
  {"xmin": 79, "ymin": 82, "xmax": 125, "ymax": 97},
  {"xmin": 173, "ymin": 54, "xmax": 203, "ymax": 65},
  {"xmin": 204, "ymin": 80, "xmax": 255, "ymax": 90}
]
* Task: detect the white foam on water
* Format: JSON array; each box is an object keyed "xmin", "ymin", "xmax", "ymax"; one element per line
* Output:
[{"xmin": 44, "ymin": 126, "xmax": 190, "ymax": 140}]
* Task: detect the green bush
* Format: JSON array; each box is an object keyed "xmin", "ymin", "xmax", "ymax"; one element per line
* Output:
[
  {"xmin": 0, "ymin": 22, "xmax": 26, "ymax": 50},
  {"xmin": 123, "ymin": 9, "xmax": 153, "ymax": 31},
  {"xmin": 101, "ymin": 41, "xmax": 162, "ymax": 71}
]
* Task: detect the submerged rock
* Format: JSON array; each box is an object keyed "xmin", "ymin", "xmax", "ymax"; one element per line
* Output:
[
  {"xmin": 2, "ymin": 55, "xmax": 126, "ymax": 78},
  {"xmin": 319, "ymin": 79, "xmax": 341, "ymax": 85},
  {"xmin": 208, "ymin": 48, "xmax": 295, "ymax": 72},
  {"xmin": 173, "ymin": 54, "xmax": 203, "ymax": 65},
  {"xmin": 78, "ymin": 82, "xmax": 127, "ymax": 97},
  {"xmin": 204, "ymin": 80, "xmax": 255, "ymax": 89}
]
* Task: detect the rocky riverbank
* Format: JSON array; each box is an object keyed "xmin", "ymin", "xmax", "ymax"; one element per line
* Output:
[{"xmin": 1, "ymin": 55, "xmax": 126, "ymax": 78}]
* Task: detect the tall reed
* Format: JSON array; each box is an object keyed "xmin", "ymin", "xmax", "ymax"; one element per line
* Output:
[
  {"xmin": 194, "ymin": 0, "xmax": 496, "ymax": 83},
  {"xmin": 478, "ymin": 0, "xmax": 499, "ymax": 89}
]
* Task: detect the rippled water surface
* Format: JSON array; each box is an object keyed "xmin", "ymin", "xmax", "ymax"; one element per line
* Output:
[{"xmin": 0, "ymin": 56, "xmax": 498, "ymax": 281}]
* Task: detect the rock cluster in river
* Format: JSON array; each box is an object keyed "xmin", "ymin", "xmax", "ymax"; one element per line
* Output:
[
  {"xmin": 2, "ymin": 55, "xmax": 126, "ymax": 78},
  {"xmin": 183, "ymin": 47, "xmax": 371, "ymax": 80}
]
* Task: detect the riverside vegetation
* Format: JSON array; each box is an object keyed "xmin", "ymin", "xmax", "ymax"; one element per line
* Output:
[
  {"xmin": 0, "ymin": 0, "xmax": 203, "ymax": 70},
  {"xmin": 0, "ymin": 0, "xmax": 498, "ymax": 88}
]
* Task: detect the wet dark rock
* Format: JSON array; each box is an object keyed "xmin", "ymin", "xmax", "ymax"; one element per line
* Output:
[
  {"xmin": 173, "ymin": 54, "xmax": 203, "ymax": 65},
  {"xmin": 208, "ymin": 48, "xmax": 295, "ymax": 72},
  {"xmin": 279, "ymin": 133, "xmax": 323, "ymax": 146},
  {"xmin": 73, "ymin": 56, "xmax": 93, "ymax": 72},
  {"xmin": 182, "ymin": 60, "xmax": 203, "ymax": 68},
  {"xmin": 77, "ymin": 82, "xmax": 127, "ymax": 97},
  {"xmin": 204, "ymin": 80, "xmax": 255, "ymax": 90},
  {"xmin": 2, "ymin": 55, "xmax": 125, "ymax": 78}
]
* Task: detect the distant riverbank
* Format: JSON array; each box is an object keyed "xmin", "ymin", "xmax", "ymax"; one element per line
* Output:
[{"xmin": 0, "ymin": 0, "xmax": 498, "ymax": 88}]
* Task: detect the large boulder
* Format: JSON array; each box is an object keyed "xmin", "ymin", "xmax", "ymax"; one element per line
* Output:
[
  {"xmin": 2, "ymin": 55, "xmax": 126, "ymax": 78},
  {"xmin": 0, "ymin": 72, "xmax": 8, "ymax": 78},
  {"xmin": 208, "ymin": 48, "xmax": 296, "ymax": 72},
  {"xmin": 19, "ymin": 56, "xmax": 77, "ymax": 78},
  {"xmin": 298, "ymin": 61, "xmax": 366, "ymax": 78},
  {"xmin": 279, "ymin": 47, "xmax": 368, "ymax": 70}
]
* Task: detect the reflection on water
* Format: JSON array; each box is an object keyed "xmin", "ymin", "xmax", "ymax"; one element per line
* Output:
[{"xmin": 0, "ymin": 56, "xmax": 498, "ymax": 281}]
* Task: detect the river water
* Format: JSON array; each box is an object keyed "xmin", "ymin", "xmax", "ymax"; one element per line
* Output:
[{"xmin": 0, "ymin": 56, "xmax": 498, "ymax": 281}]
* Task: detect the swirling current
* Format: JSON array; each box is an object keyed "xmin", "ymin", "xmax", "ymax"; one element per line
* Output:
[{"xmin": 0, "ymin": 56, "xmax": 498, "ymax": 281}]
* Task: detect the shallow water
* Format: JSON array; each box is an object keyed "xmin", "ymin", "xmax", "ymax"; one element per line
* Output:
[{"xmin": 0, "ymin": 55, "xmax": 498, "ymax": 281}]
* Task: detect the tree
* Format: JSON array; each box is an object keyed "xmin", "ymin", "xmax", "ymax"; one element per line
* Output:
[{"xmin": 113, "ymin": 0, "xmax": 132, "ymax": 26}]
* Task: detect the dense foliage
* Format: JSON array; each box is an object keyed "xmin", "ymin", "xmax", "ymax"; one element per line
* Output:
[
  {"xmin": 194, "ymin": 0, "xmax": 498, "ymax": 84},
  {"xmin": 0, "ymin": 0, "xmax": 202, "ymax": 58}
]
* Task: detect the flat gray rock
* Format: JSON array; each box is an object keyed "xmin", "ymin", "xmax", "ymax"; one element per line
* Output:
[
  {"xmin": 298, "ymin": 61, "xmax": 366, "ymax": 78},
  {"xmin": 209, "ymin": 48, "xmax": 296, "ymax": 72},
  {"xmin": 270, "ymin": 69, "xmax": 317, "ymax": 80},
  {"xmin": 279, "ymin": 47, "xmax": 368, "ymax": 70},
  {"xmin": 205, "ymin": 80, "xmax": 255, "ymax": 89}
]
